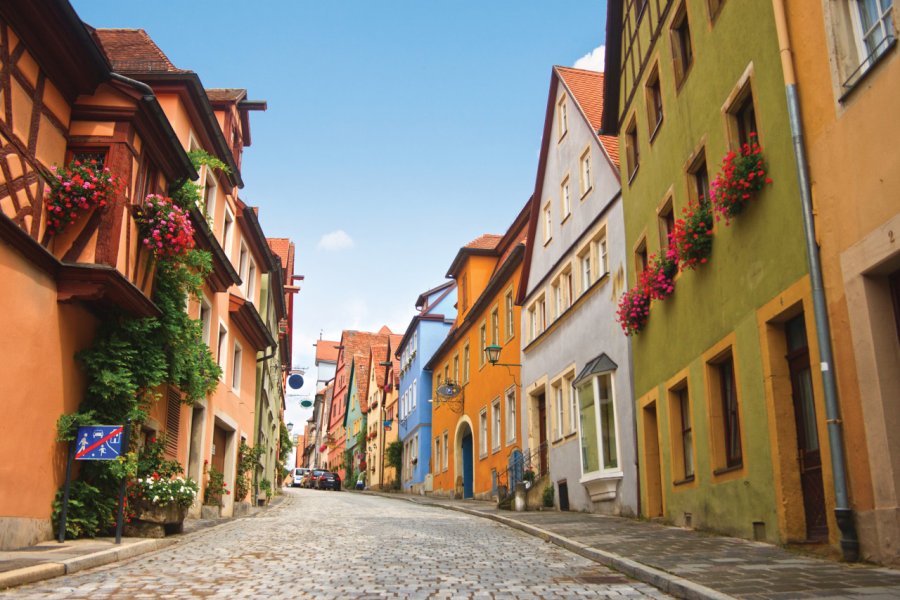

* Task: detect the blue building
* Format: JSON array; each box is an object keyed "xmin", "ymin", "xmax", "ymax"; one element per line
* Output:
[{"xmin": 395, "ymin": 282, "xmax": 456, "ymax": 494}]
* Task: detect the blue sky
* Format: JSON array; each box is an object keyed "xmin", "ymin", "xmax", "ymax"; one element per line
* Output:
[{"xmin": 72, "ymin": 1, "xmax": 608, "ymax": 434}]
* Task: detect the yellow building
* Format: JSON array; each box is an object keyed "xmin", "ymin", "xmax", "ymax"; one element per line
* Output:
[
  {"xmin": 782, "ymin": 1, "xmax": 900, "ymax": 565},
  {"xmin": 428, "ymin": 201, "xmax": 529, "ymax": 499},
  {"xmin": 364, "ymin": 336, "xmax": 401, "ymax": 489}
]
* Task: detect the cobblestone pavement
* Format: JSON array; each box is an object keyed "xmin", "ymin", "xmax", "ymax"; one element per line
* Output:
[
  {"xmin": 407, "ymin": 496, "xmax": 900, "ymax": 600},
  {"xmin": 3, "ymin": 489, "xmax": 670, "ymax": 599}
]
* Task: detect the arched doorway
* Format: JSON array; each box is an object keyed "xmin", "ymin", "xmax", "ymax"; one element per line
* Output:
[{"xmin": 456, "ymin": 421, "xmax": 474, "ymax": 499}]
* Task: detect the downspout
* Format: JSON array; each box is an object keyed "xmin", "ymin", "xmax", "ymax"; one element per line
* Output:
[{"xmin": 770, "ymin": 0, "xmax": 858, "ymax": 561}]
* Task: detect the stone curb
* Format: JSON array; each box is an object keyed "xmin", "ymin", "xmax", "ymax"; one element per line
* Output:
[{"xmin": 369, "ymin": 492, "xmax": 733, "ymax": 600}]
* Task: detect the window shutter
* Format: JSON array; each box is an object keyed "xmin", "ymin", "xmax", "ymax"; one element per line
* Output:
[{"xmin": 166, "ymin": 387, "xmax": 181, "ymax": 457}]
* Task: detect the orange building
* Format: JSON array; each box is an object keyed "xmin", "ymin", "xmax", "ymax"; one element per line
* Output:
[
  {"xmin": 0, "ymin": 3, "xmax": 196, "ymax": 547},
  {"xmin": 364, "ymin": 335, "xmax": 402, "ymax": 489},
  {"xmin": 779, "ymin": 2, "xmax": 900, "ymax": 564},
  {"xmin": 428, "ymin": 201, "xmax": 530, "ymax": 499}
]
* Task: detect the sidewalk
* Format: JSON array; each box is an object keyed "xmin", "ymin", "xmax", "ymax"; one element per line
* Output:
[
  {"xmin": 0, "ymin": 495, "xmax": 285, "ymax": 591},
  {"xmin": 381, "ymin": 492, "xmax": 900, "ymax": 600}
]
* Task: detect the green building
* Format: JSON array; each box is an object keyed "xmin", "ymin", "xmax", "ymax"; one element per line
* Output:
[{"xmin": 601, "ymin": 0, "xmax": 844, "ymax": 548}]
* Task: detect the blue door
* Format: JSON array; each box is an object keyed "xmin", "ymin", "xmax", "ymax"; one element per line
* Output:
[{"xmin": 461, "ymin": 432, "xmax": 474, "ymax": 499}]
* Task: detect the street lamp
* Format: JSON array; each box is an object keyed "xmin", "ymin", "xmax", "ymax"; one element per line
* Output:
[
  {"xmin": 287, "ymin": 422, "xmax": 294, "ymax": 433},
  {"xmin": 484, "ymin": 344, "xmax": 521, "ymax": 368}
]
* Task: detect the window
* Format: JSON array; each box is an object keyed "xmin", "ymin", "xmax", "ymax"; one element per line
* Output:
[
  {"xmin": 232, "ymin": 341, "xmax": 243, "ymax": 392},
  {"xmin": 726, "ymin": 82, "xmax": 759, "ymax": 150},
  {"xmin": 561, "ymin": 177, "xmax": 571, "ymax": 219},
  {"xmin": 538, "ymin": 296, "xmax": 547, "ymax": 334},
  {"xmin": 558, "ymin": 94, "xmax": 569, "ymax": 139},
  {"xmin": 247, "ymin": 260, "xmax": 256, "ymax": 303},
  {"xmin": 646, "ymin": 65, "xmax": 663, "ymax": 137},
  {"xmin": 505, "ymin": 291, "xmax": 515, "ymax": 340},
  {"xmin": 216, "ymin": 323, "xmax": 228, "ymax": 381},
  {"xmin": 670, "ymin": 384, "xmax": 694, "ymax": 480},
  {"xmin": 718, "ymin": 356, "xmax": 742, "ymax": 468},
  {"xmin": 222, "ymin": 207, "xmax": 235, "ymax": 260},
  {"xmin": 479, "ymin": 409, "xmax": 488, "ymax": 457},
  {"xmin": 566, "ymin": 373, "xmax": 577, "ymax": 434},
  {"xmin": 200, "ymin": 297, "xmax": 212, "ymax": 345},
  {"xmin": 543, "ymin": 202, "xmax": 552, "ymax": 244},
  {"xmin": 578, "ymin": 372, "xmax": 619, "ymax": 475},
  {"xmin": 492, "ymin": 399, "xmax": 501, "ymax": 451},
  {"xmin": 506, "ymin": 387, "xmax": 517, "ymax": 443},
  {"xmin": 435, "ymin": 437, "xmax": 442, "ymax": 474},
  {"xmin": 442, "ymin": 431, "xmax": 449, "ymax": 470},
  {"xmin": 202, "ymin": 167, "xmax": 217, "ymax": 227},
  {"xmin": 671, "ymin": 1, "xmax": 694, "ymax": 87},
  {"xmin": 463, "ymin": 343, "xmax": 470, "ymax": 383},
  {"xmin": 444, "ymin": 364, "xmax": 450, "ymax": 384},
  {"xmin": 460, "ymin": 275, "xmax": 468, "ymax": 312},
  {"xmin": 491, "ymin": 307, "xmax": 500, "ymax": 345},
  {"xmin": 625, "ymin": 117, "xmax": 639, "ymax": 180},
  {"xmin": 412, "ymin": 379, "xmax": 417, "ymax": 409},
  {"xmin": 849, "ymin": 0, "xmax": 895, "ymax": 88},
  {"xmin": 554, "ymin": 382, "xmax": 565, "ymax": 440},
  {"xmin": 658, "ymin": 197, "xmax": 676, "ymax": 249},
  {"xmin": 598, "ymin": 236, "xmax": 609, "ymax": 277},
  {"xmin": 579, "ymin": 148, "xmax": 593, "ymax": 195},
  {"xmin": 563, "ymin": 268, "xmax": 574, "ymax": 309},
  {"xmin": 552, "ymin": 280, "xmax": 562, "ymax": 320},
  {"xmin": 579, "ymin": 248, "xmax": 593, "ymax": 293},
  {"xmin": 479, "ymin": 323, "xmax": 487, "ymax": 366},
  {"xmin": 707, "ymin": 0, "xmax": 725, "ymax": 20},
  {"xmin": 453, "ymin": 353, "xmax": 459, "ymax": 383},
  {"xmin": 528, "ymin": 306, "xmax": 537, "ymax": 342},
  {"xmin": 635, "ymin": 238, "xmax": 648, "ymax": 275}
]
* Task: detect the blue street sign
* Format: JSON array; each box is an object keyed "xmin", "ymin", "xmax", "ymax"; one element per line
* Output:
[
  {"xmin": 288, "ymin": 374, "xmax": 304, "ymax": 389},
  {"xmin": 74, "ymin": 425, "xmax": 124, "ymax": 461}
]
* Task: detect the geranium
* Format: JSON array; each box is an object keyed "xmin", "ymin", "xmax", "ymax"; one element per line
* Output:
[
  {"xmin": 710, "ymin": 133, "xmax": 773, "ymax": 223},
  {"xmin": 669, "ymin": 200, "xmax": 714, "ymax": 271},
  {"xmin": 44, "ymin": 159, "xmax": 119, "ymax": 236},
  {"xmin": 616, "ymin": 285, "xmax": 651, "ymax": 336},
  {"xmin": 639, "ymin": 252, "xmax": 678, "ymax": 301},
  {"xmin": 134, "ymin": 194, "xmax": 195, "ymax": 258}
]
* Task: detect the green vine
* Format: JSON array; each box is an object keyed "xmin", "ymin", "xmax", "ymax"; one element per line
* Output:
[
  {"xmin": 236, "ymin": 440, "xmax": 262, "ymax": 502},
  {"xmin": 170, "ymin": 149, "xmax": 230, "ymax": 213}
]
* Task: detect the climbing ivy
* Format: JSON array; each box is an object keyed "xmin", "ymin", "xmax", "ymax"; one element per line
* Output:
[{"xmin": 170, "ymin": 149, "xmax": 230, "ymax": 212}]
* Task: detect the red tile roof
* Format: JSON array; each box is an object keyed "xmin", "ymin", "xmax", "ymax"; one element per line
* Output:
[
  {"xmin": 555, "ymin": 66, "xmax": 620, "ymax": 167},
  {"xmin": 94, "ymin": 29, "xmax": 186, "ymax": 73},
  {"xmin": 465, "ymin": 234, "xmax": 503, "ymax": 251},
  {"xmin": 315, "ymin": 340, "xmax": 341, "ymax": 364},
  {"xmin": 206, "ymin": 88, "xmax": 248, "ymax": 103}
]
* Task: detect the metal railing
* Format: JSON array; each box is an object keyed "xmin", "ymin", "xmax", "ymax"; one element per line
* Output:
[{"xmin": 495, "ymin": 441, "xmax": 549, "ymax": 495}]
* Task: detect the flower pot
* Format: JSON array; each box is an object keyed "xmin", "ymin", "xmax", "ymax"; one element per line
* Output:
[{"xmin": 125, "ymin": 500, "xmax": 188, "ymax": 538}]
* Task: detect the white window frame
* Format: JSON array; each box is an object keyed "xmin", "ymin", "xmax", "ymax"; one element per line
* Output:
[
  {"xmin": 222, "ymin": 206, "xmax": 235, "ymax": 262},
  {"xmin": 505, "ymin": 387, "xmax": 517, "ymax": 444},
  {"xmin": 479, "ymin": 408, "xmax": 488, "ymax": 458},
  {"xmin": 543, "ymin": 201, "xmax": 552, "ymax": 244},
  {"xmin": 580, "ymin": 147, "xmax": 593, "ymax": 196},
  {"xmin": 561, "ymin": 176, "xmax": 571, "ymax": 219},
  {"xmin": 849, "ymin": 0, "xmax": 896, "ymax": 68},
  {"xmin": 247, "ymin": 259, "xmax": 257, "ymax": 303},
  {"xmin": 491, "ymin": 398, "xmax": 501, "ymax": 452},
  {"xmin": 567, "ymin": 373, "xmax": 577, "ymax": 434},
  {"xmin": 232, "ymin": 340, "xmax": 243, "ymax": 393},
  {"xmin": 200, "ymin": 296, "xmax": 212, "ymax": 345},
  {"xmin": 435, "ymin": 437, "xmax": 441, "ymax": 474},
  {"xmin": 558, "ymin": 94, "xmax": 569, "ymax": 139},
  {"xmin": 442, "ymin": 431, "xmax": 449, "ymax": 471},
  {"xmin": 555, "ymin": 382, "xmax": 565, "ymax": 440},
  {"xmin": 216, "ymin": 321, "xmax": 228, "ymax": 382},
  {"xmin": 577, "ymin": 371, "xmax": 623, "ymax": 479}
]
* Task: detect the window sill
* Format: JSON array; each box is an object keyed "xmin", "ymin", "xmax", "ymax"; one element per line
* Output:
[
  {"xmin": 713, "ymin": 463, "xmax": 743, "ymax": 477},
  {"xmin": 839, "ymin": 37, "xmax": 897, "ymax": 103},
  {"xmin": 579, "ymin": 471, "xmax": 623, "ymax": 502},
  {"xmin": 543, "ymin": 236, "xmax": 552, "ymax": 247},
  {"xmin": 479, "ymin": 452, "xmax": 488, "ymax": 460},
  {"xmin": 627, "ymin": 165, "xmax": 640, "ymax": 186},
  {"xmin": 561, "ymin": 212, "xmax": 571, "ymax": 226},
  {"xmin": 564, "ymin": 431, "xmax": 578, "ymax": 441},
  {"xmin": 673, "ymin": 475, "xmax": 695, "ymax": 487},
  {"xmin": 648, "ymin": 116, "xmax": 664, "ymax": 144},
  {"xmin": 558, "ymin": 130, "xmax": 568, "ymax": 144},
  {"xmin": 579, "ymin": 186, "xmax": 593, "ymax": 201},
  {"xmin": 492, "ymin": 446, "xmax": 501, "ymax": 455}
]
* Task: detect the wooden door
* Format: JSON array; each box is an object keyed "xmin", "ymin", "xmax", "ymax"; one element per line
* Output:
[
  {"xmin": 786, "ymin": 315, "xmax": 828, "ymax": 541},
  {"xmin": 642, "ymin": 403, "xmax": 664, "ymax": 518},
  {"xmin": 212, "ymin": 426, "xmax": 227, "ymax": 474}
]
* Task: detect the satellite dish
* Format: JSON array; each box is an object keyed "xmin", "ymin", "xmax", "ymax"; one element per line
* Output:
[
  {"xmin": 436, "ymin": 381, "xmax": 461, "ymax": 399},
  {"xmin": 288, "ymin": 374, "xmax": 304, "ymax": 389},
  {"xmin": 300, "ymin": 399, "xmax": 313, "ymax": 408}
]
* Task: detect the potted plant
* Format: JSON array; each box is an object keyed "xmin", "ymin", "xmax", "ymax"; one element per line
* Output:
[
  {"xmin": 202, "ymin": 464, "xmax": 228, "ymax": 518},
  {"xmin": 44, "ymin": 159, "xmax": 119, "ymax": 237},
  {"xmin": 710, "ymin": 133, "xmax": 773, "ymax": 223},
  {"xmin": 639, "ymin": 252, "xmax": 678, "ymax": 301},
  {"xmin": 133, "ymin": 193, "xmax": 195, "ymax": 259},
  {"xmin": 616, "ymin": 285, "xmax": 651, "ymax": 336},
  {"xmin": 669, "ymin": 201, "xmax": 714, "ymax": 271},
  {"xmin": 258, "ymin": 478, "xmax": 272, "ymax": 506},
  {"xmin": 124, "ymin": 436, "xmax": 198, "ymax": 537}
]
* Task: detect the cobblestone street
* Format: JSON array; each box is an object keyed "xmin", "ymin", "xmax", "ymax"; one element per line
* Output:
[{"xmin": 3, "ymin": 489, "xmax": 669, "ymax": 599}]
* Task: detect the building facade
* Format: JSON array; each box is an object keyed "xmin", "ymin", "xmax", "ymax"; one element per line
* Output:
[
  {"xmin": 602, "ymin": 0, "xmax": 843, "ymax": 547},
  {"xmin": 428, "ymin": 205, "xmax": 529, "ymax": 500},
  {"xmin": 518, "ymin": 66, "xmax": 636, "ymax": 515},
  {"xmin": 396, "ymin": 282, "xmax": 456, "ymax": 493}
]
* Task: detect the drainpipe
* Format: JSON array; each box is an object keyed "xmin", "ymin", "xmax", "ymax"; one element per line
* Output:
[{"xmin": 770, "ymin": 0, "xmax": 858, "ymax": 561}]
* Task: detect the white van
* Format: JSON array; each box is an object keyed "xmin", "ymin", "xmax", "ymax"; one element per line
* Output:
[{"xmin": 292, "ymin": 467, "xmax": 309, "ymax": 487}]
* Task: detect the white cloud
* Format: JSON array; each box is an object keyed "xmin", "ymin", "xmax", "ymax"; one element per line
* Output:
[
  {"xmin": 316, "ymin": 229, "xmax": 355, "ymax": 251},
  {"xmin": 573, "ymin": 45, "xmax": 605, "ymax": 72}
]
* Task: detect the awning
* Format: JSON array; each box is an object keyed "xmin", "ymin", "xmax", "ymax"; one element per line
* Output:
[{"xmin": 572, "ymin": 353, "xmax": 618, "ymax": 387}]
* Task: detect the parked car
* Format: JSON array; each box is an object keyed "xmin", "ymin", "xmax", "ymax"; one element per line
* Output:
[
  {"xmin": 291, "ymin": 467, "xmax": 309, "ymax": 488},
  {"xmin": 304, "ymin": 470, "xmax": 325, "ymax": 488},
  {"xmin": 316, "ymin": 471, "xmax": 341, "ymax": 491}
]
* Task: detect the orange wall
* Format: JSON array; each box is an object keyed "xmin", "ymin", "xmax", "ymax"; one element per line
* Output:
[{"xmin": 432, "ymin": 261, "xmax": 522, "ymax": 498}]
